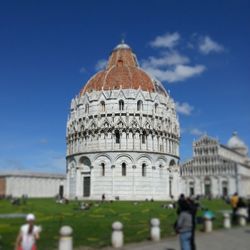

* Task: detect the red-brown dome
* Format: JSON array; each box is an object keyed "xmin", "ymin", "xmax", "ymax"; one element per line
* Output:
[{"xmin": 80, "ymin": 43, "xmax": 167, "ymax": 96}]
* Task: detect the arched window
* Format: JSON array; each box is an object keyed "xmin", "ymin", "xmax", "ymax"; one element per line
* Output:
[
  {"xmin": 155, "ymin": 103, "xmax": 158, "ymax": 113},
  {"xmin": 142, "ymin": 163, "xmax": 146, "ymax": 177},
  {"xmin": 100, "ymin": 101, "xmax": 105, "ymax": 112},
  {"xmin": 115, "ymin": 130, "xmax": 120, "ymax": 144},
  {"xmin": 119, "ymin": 100, "xmax": 124, "ymax": 111},
  {"xmin": 142, "ymin": 131, "xmax": 146, "ymax": 144},
  {"xmin": 189, "ymin": 181, "xmax": 194, "ymax": 196},
  {"xmin": 222, "ymin": 181, "xmax": 228, "ymax": 196},
  {"xmin": 122, "ymin": 162, "xmax": 126, "ymax": 176},
  {"xmin": 137, "ymin": 100, "xmax": 143, "ymax": 111},
  {"xmin": 101, "ymin": 163, "xmax": 105, "ymax": 176},
  {"xmin": 169, "ymin": 159, "xmax": 176, "ymax": 166},
  {"xmin": 85, "ymin": 104, "xmax": 89, "ymax": 114},
  {"xmin": 204, "ymin": 178, "xmax": 211, "ymax": 196}
]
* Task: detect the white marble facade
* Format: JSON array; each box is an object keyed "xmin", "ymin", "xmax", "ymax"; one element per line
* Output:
[
  {"xmin": 181, "ymin": 133, "xmax": 250, "ymax": 198},
  {"xmin": 66, "ymin": 42, "xmax": 181, "ymax": 200}
]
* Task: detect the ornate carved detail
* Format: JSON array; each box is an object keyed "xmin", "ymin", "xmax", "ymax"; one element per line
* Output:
[{"xmin": 67, "ymin": 89, "xmax": 180, "ymax": 156}]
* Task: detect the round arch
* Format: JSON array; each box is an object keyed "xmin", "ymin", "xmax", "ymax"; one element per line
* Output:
[
  {"xmin": 93, "ymin": 154, "xmax": 112, "ymax": 164},
  {"xmin": 114, "ymin": 154, "xmax": 134, "ymax": 165},
  {"xmin": 136, "ymin": 154, "xmax": 153, "ymax": 163},
  {"xmin": 79, "ymin": 156, "xmax": 91, "ymax": 166},
  {"xmin": 169, "ymin": 159, "xmax": 176, "ymax": 166}
]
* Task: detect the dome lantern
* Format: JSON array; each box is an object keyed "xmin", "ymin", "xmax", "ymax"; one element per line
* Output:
[{"xmin": 227, "ymin": 132, "xmax": 248, "ymax": 156}]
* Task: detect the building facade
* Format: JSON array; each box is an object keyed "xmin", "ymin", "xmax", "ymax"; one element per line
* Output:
[
  {"xmin": 0, "ymin": 171, "xmax": 66, "ymax": 198},
  {"xmin": 181, "ymin": 133, "xmax": 250, "ymax": 198},
  {"xmin": 66, "ymin": 42, "xmax": 181, "ymax": 200}
]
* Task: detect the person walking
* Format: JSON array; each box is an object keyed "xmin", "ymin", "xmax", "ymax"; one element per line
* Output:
[
  {"xmin": 230, "ymin": 192, "xmax": 239, "ymax": 223},
  {"xmin": 15, "ymin": 213, "xmax": 40, "ymax": 250},
  {"xmin": 176, "ymin": 201, "xmax": 192, "ymax": 250}
]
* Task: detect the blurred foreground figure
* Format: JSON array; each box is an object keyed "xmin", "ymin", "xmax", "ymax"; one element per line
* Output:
[
  {"xmin": 176, "ymin": 201, "xmax": 192, "ymax": 250},
  {"xmin": 230, "ymin": 192, "xmax": 239, "ymax": 223},
  {"xmin": 177, "ymin": 194, "xmax": 186, "ymax": 214},
  {"xmin": 15, "ymin": 213, "xmax": 41, "ymax": 250},
  {"xmin": 187, "ymin": 197, "xmax": 198, "ymax": 250}
]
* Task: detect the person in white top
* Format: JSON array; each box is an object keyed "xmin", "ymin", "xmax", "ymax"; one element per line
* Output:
[{"xmin": 15, "ymin": 213, "xmax": 41, "ymax": 250}]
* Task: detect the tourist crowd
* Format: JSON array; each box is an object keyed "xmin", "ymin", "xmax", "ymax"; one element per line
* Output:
[{"xmin": 175, "ymin": 193, "xmax": 250, "ymax": 250}]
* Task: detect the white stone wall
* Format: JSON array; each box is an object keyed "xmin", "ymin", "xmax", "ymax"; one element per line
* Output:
[
  {"xmin": 182, "ymin": 176, "xmax": 237, "ymax": 198},
  {"xmin": 5, "ymin": 176, "xmax": 66, "ymax": 198},
  {"xmin": 237, "ymin": 163, "xmax": 250, "ymax": 197},
  {"xmin": 66, "ymin": 152, "xmax": 180, "ymax": 200},
  {"xmin": 218, "ymin": 146, "xmax": 248, "ymax": 165},
  {"xmin": 66, "ymin": 88, "xmax": 180, "ymax": 200}
]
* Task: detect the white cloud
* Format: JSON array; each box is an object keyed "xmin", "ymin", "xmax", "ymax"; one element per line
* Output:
[
  {"xmin": 143, "ymin": 64, "xmax": 206, "ymax": 83},
  {"xmin": 175, "ymin": 102, "xmax": 194, "ymax": 116},
  {"xmin": 190, "ymin": 128, "xmax": 205, "ymax": 136},
  {"xmin": 95, "ymin": 59, "xmax": 107, "ymax": 71},
  {"xmin": 199, "ymin": 36, "xmax": 224, "ymax": 54},
  {"xmin": 141, "ymin": 51, "xmax": 189, "ymax": 68},
  {"xmin": 143, "ymin": 34, "xmax": 206, "ymax": 83},
  {"xmin": 150, "ymin": 32, "xmax": 180, "ymax": 49}
]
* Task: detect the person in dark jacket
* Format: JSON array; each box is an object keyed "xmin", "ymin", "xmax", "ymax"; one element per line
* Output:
[
  {"xmin": 247, "ymin": 199, "xmax": 250, "ymax": 222},
  {"xmin": 230, "ymin": 192, "xmax": 239, "ymax": 224},
  {"xmin": 237, "ymin": 197, "xmax": 246, "ymax": 208},
  {"xmin": 187, "ymin": 197, "xmax": 198, "ymax": 250},
  {"xmin": 177, "ymin": 194, "xmax": 186, "ymax": 215},
  {"xmin": 176, "ymin": 200, "xmax": 192, "ymax": 250}
]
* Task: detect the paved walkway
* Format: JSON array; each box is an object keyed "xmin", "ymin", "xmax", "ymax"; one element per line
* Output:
[
  {"xmin": 0, "ymin": 213, "xmax": 26, "ymax": 218},
  {"xmin": 120, "ymin": 226, "xmax": 250, "ymax": 250},
  {"xmin": 76, "ymin": 226, "xmax": 250, "ymax": 250}
]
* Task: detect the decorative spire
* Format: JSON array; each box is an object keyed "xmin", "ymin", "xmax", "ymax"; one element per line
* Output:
[{"xmin": 121, "ymin": 33, "xmax": 126, "ymax": 44}]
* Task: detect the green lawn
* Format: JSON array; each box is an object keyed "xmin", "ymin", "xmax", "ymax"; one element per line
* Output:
[{"xmin": 0, "ymin": 198, "xmax": 231, "ymax": 250}]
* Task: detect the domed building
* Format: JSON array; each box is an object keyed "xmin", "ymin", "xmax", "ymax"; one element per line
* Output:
[
  {"xmin": 181, "ymin": 132, "xmax": 250, "ymax": 198},
  {"xmin": 227, "ymin": 132, "xmax": 248, "ymax": 156},
  {"xmin": 65, "ymin": 42, "xmax": 181, "ymax": 200}
]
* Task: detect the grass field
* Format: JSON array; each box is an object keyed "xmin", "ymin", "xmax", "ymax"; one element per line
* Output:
[{"xmin": 0, "ymin": 198, "xmax": 231, "ymax": 250}]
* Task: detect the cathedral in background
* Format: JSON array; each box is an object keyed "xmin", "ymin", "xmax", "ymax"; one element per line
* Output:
[{"xmin": 181, "ymin": 132, "xmax": 250, "ymax": 198}]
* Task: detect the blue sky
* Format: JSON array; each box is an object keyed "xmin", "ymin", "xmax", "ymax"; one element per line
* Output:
[{"xmin": 0, "ymin": 0, "xmax": 249, "ymax": 173}]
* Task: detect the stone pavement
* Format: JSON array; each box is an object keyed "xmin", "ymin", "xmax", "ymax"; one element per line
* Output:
[{"xmin": 104, "ymin": 226, "xmax": 250, "ymax": 250}]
